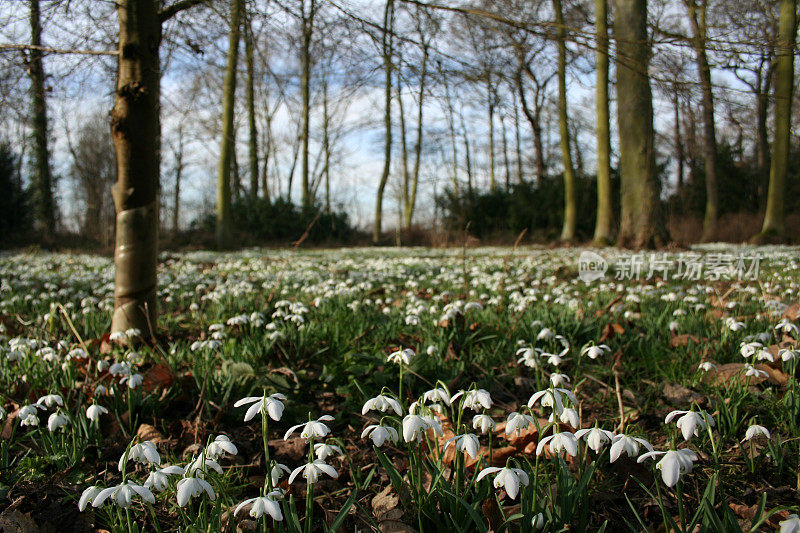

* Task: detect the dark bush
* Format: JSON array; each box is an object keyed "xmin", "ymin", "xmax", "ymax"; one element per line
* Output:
[{"xmin": 0, "ymin": 142, "xmax": 31, "ymax": 248}]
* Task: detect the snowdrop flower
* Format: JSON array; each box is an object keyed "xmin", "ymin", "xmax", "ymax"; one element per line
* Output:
[
  {"xmin": 668, "ymin": 321, "xmax": 680, "ymax": 332},
  {"xmin": 743, "ymin": 424, "xmax": 771, "ymax": 441},
  {"xmin": 665, "ymin": 410, "xmax": 715, "ymax": 441},
  {"xmin": 86, "ymin": 404, "xmax": 108, "ymax": 422},
  {"xmin": 0, "ymin": 405, "xmax": 5, "ymax": 421},
  {"xmin": 637, "ymin": 449, "xmax": 698, "ymax": 487},
  {"xmin": 551, "ymin": 407, "xmax": 580, "ymax": 429},
  {"xmin": 775, "ymin": 318, "xmax": 799, "ymax": 337},
  {"xmin": 505, "ymin": 412, "xmax": 535, "ymax": 436},
  {"xmin": 119, "ymin": 440, "xmax": 161, "ymax": 471},
  {"xmin": 549, "ymin": 372, "xmax": 570, "ymax": 387},
  {"xmin": 120, "ymin": 373, "xmax": 143, "ymax": 389},
  {"xmin": 743, "ymin": 363, "xmax": 768, "ymax": 378},
  {"xmin": 779, "ymin": 349, "xmax": 799, "ymax": 362},
  {"xmin": 288, "ymin": 460, "xmax": 338, "ymax": 484},
  {"xmin": 271, "ymin": 463, "xmax": 291, "ymax": 486},
  {"xmin": 402, "ymin": 414, "xmax": 442, "ymax": 442},
  {"xmin": 234, "ymin": 491, "xmax": 284, "ymax": 520},
  {"xmin": 453, "ymin": 388, "xmax": 493, "ymax": 411},
  {"xmin": 47, "ymin": 411, "xmax": 69, "ymax": 432},
  {"xmin": 186, "ymin": 455, "xmax": 223, "ymax": 477},
  {"xmin": 516, "ymin": 347, "xmax": 540, "ymax": 368},
  {"xmin": 544, "ymin": 352, "xmax": 564, "ymax": 366},
  {"xmin": 476, "ymin": 466, "xmax": 529, "ymax": 499},
  {"xmin": 536, "ymin": 431, "xmax": 579, "ymax": 457},
  {"xmin": 527, "ymin": 388, "xmax": 577, "ymax": 415},
  {"xmin": 536, "ymin": 327, "xmax": 554, "ymax": 341},
  {"xmin": 725, "ymin": 318, "xmax": 746, "ymax": 331},
  {"xmin": 387, "ymin": 348, "xmax": 415, "ymax": 365},
  {"xmin": 581, "ymin": 344, "xmax": 610, "ymax": 360},
  {"xmin": 779, "ymin": 515, "xmax": 800, "ymax": 533},
  {"xmin": 314, "ymin": 442, "xmax": 343, "ymax": 461},
  {"xmin": 422, "ymin": 387, "xmax": 452, "ymax": 406},
  {"xmin": 91, "ymin": 482, "xmax": 155, "ymax": 509},
  {"xmin": 740, "ymin": 341, "xmax": 763, "ymax": 358},
  {"xmin": 284, "ymin": 415, "xmax": 334, "ymax": 441},
  {"xmin": 445, "ymin": 433, "xmax": 480, "ymax": 459},
  {"xmin": 362, "ymin": 395, "xmax": 402, "ymax": 416},
  {"xmin": 205, "ymin": 435, "xmax": 238, "ymax": 460},
  {"xmin": 609, "ymin": 434, "xmax": 654, "ymax": 463},
  {"xmin": 234, "ymin": 393, "xmax": 287, "ymax": 422},
  {"xmin": 575, "ymin": 427, "xmax": 614, "ymax": 453},
  {"xmin": 697, "ymin": 361, "xmax": 717, "ymax": 373},
  {"xmin": 472, "ymin": 414, "xmax": 496, "ymax": 434},
  {"xmin": 532, "ymin": 513, "xmax": 545, "ymax": 529},
  {"xmin": 426, "ymin": 345, "xmax": 439, "ymax": 356},
  {"xmin": 36, "ymin": 394, "xmax": 63, "ymax": 408},
  {"xmin": 361, "ymin": 424, "xmax": 399, "ymax": 447},
  {"xmin": 78, "ymin": 486, "xmax": 102, "ymax": 511},
  {"xmin": 176, "ymin": 476, "xmax": 216, "ymax": 507},
  {"xmin": 144, "ymin": 465, "xmax": 185, "ymax": 492}
]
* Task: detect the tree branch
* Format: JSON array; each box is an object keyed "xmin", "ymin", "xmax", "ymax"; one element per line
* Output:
[
  {"xmin": 0, "ymin": 44, "xmax": 117, "ymax": 56},
  {"xmin": 159, "ymin": 0, "xmax": 208, "ymax": 23}
]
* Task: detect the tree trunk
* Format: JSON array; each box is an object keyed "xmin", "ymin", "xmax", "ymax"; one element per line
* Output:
[
  {"xmin": 300, "ymin": 0, "xmax": 316, "ymax": 211},
  {"xmin": 512, "ymin": 88, "xmax": 524, "ymax": 185},
  {"xmin": 173, "ymin": 126, "xmax": 184, "ymax": 236},
  {"xmin": 673, "ymin": 91, "xmax": 685, "ymax": 193},
  {"xmin": 614, "ymin": 0, "xmax": 667, "ymax": 248},
  {"xmin": 755, "ymin": 0, "xmax": 797, "ymax": 241},
  {"xmin": 593, "ymin": 0, "xmax": 613, "ymax": 245},
  {"xmin": 373, "ymin": 0, "xmax": 394, "ymax": 244},
  {"xmin": 554, "ymin": 0, "xmax": 576, "ymax": 241},
  {"xmin": 398, "ymin": 75, "xmax": 410, "ymax": 224},
  {"xmin": 516, "ymin": 68, "xmax": 545, "ymax": 185},
  {"xmin": 487, "ymin": 76, "xmax": 496, "ymax": 189},
  {"xmin": 244, "ymin": 6, "xmax": 259, "ymax": 198},
  {"xmin": 322, "ymin": 78, "xmax": 330, "ymax": 213},
  {"xmin": 405, "ymin": 42, "xmax": 427, "ymax": 228},
  {"xmin": 29, "ymin": 0, "xmax": 55, "ymax": 234},
  {"xmin": 110, "ymin": 0, "xmax": 162, "ymax": 335},
  {"xmin": 443, "ymin": 68, "xmax": 460, "ymax": 195},
  {"xmin": 215, "ymin": 0, "xmax": 241, "ymax": 249},
  {"xmin": 756, "ymin": 68, "xmax": 771, "ymax": 205},
  {"xmin": 685, "ymin": 0, "xmax": 718, "ymax": 241},
  {"xmin": 501, "ymin": 110, "xmax": 511, "ymax": 191}
]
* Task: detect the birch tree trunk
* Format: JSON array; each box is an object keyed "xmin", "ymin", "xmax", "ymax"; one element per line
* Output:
[
  {"xmin": 593, "ymin": 0, "xmax": 613, "ymax": 245},
  {"xmin": 215, "ymin": 0, "xmax": 241, "ymax": 248},
  {"xmin": 755, "ymin": 0, "xmax": 797, "ymax": 242},
  {"xmin": 405, "ymin": 42, "xmax": 427, "ymax": 228}
]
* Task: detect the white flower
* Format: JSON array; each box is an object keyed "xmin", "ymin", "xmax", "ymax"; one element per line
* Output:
[
  {"xmin": 580, "ymin": 344, "xmax": 610, "ymax": 360},
  {"xmin": 314, "ymin": 443, "xmax": 343, "ymax": 461},
  {"xmin": 284, "ymin": 415, "xmax": 334, "ymax": 441},
  {"xmin": 47, "ymin": 411, "xmax": 69, "ymax": 432},
  {"xmin": 536, "ymin": 327, "xmax": 555, "ymax": 341},
  {"xmin": 121, "ymin": 373, "xmax": 143, "ymax": 389},
  {"xmin": 516, "ymin": 347, "xmax": 540, "ymax": 368},
  {"xmin": 775, "ymin": 318, "xmax": 799, "ymax": 337},
  {"xmin": 637, "ymin": 449, "xmax": 698, "ymax": 487},
  {"xmin": 780, "ymin": 349, "xmax": 800, "ymax": 362},
  {"xmin": 472, "ymin": 414, "xmax": 495, "ymax": 434},
  {"xmin": 665, "ymin": 410, "xmax": 715, "ymax": 441},
  {"xmin": 36, "ymin": 394, "xmax": 63, "ymax": 408},
  {"xmin": 549, "ymin": 373, "xmax": 570, "ymax": 387},
  {"xmin": 78, "ymin": 486, "xmax": 101, "ymax": 511},
  {"xmin": 234, "ymin": 393, "xmax": 287, "ymax": 422},
  {"xmin": 402, "ymin": 414, "xmax": 442, "ymax": 442},
  {"xmin": 476, "ymin": 466, "xmax": 529, "ymax": 499},
  {"xmin": 422, "ymin": 387, "xmax": 452, "ymax": 406},
  {"xmin": 743, "ymin": 364, "xmax": 768, "ymax": 378},
  {"xmin": 532, "ymin": 512, "xmax": 545, "ymax": 529},
  {"xmin": 444, "ymin": 433, "xmax": 480, "ymax": 459},
  {"xmin": 453, "ymin": 389, "xmax": 493, "ymax": 411},
  {"xmin": 725, "ymin": 318, "xmax": 746, "ymax": 331},
  {"xmin": 536, "ymin": 431, "xmax": 579, "ymax": 457},
  {"xmin": 740, "ymin": 341, "xmax": 763, "ymax": 358},
  {"xmin": 205, "ymin": 435, "xmax": 238, "ymax": 460},
  {"xmin": 86, "ymin": 404, "xmax": 108, "ymax": 421},
  {"xmin": 779, "ymin": 514, "xmax": 800, "ymax": 533},
  {"xmin": 743, "ymin": 424, "xmax": 771, "ymax": 441},
  {"xmin": 609, "ymin": 434, "xmax": 654, "ymax": 463},
  {"xmin": 271, "ymin": 463, "xmax": 291, "ymax": 486},
  {"xmin": 144, "ymin": 465, "xmax": 185, "ymax": 492},
  {"xmin": 505, "ymin": 412, "xmax": 535, "ymax": 435},
  {"xmin": 387, "ymin": 348, "xmax": 415, "ymax": 365},
  {"xmin": 91, "ymin": 482, "xmax": 155, "ymax": 508},
  {"xmin": 527, "ymin": 388, "xmax": 577, "ymax": 415},
  {"xmin": 552, "ymin": 407, "xmax": 580, "ymax": 429},
  {"xmin": 186, "ymin": 456, "xmax": 223, "ymax": 477},
  {"xmin": 119, "ymin": 440, "xmax": 161, "ymax": 471},
  {"xmin": 361, "ymin": 424, "xmax": 399, "ymax": 447},
  {"xmin": 288, "ymin": 460, "xmax": 338, "ymax": 484},
  {"xmin": 575, "ymin": 427, "xmax": 614, "ymax": 453},
  {"xmin": 176, "ymin": 476, "xmax": 216, "ymax": 507},
  {"xmin": 697, "ymin": 361, "xmax": 717, "ymax": 373},
  {"xmin": 426, "ymin": 345, "xmax": 439, "ymax": 356},
  {"xmin": 362, "ymin": 395, "xmax": 402, "ymax": 416},
  {"xmin": 234, "ymin": 492, "xmax": 284, "ymax": 520}
]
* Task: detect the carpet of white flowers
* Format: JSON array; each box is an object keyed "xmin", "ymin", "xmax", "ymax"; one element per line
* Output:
[{"xmin": 1, "ymin": 246, "xmax": 800, "ymax": 532}]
